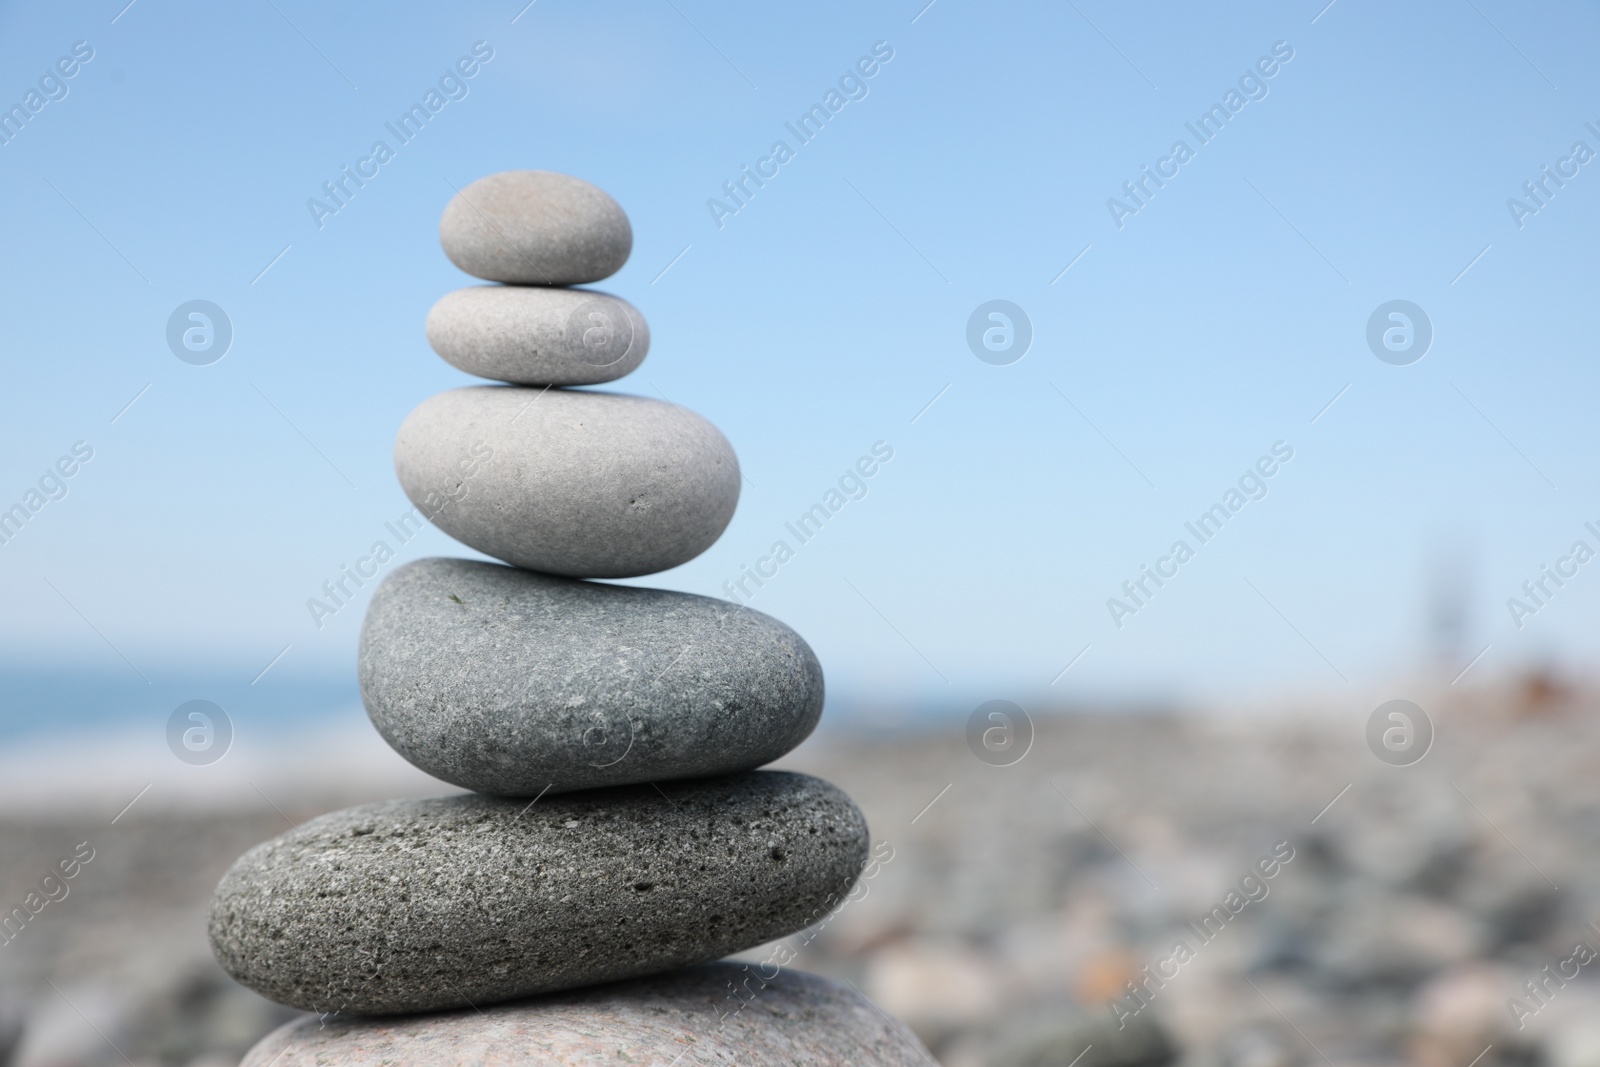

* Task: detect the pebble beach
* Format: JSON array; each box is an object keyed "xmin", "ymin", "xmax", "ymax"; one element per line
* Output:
[{"xmin": 3, "ymin": 677, "xmax": 1596, "ymax": 1067}]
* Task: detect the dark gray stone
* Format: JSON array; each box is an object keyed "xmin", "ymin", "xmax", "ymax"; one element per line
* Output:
[
  {"xmin": 393, "ymin": 386, "xmax": 740, "ymax": 578},
  {"xmin": 359, "ymin": 558, "xmax": 824, "ymax": 796},
  {"xmin": 208, "ymin": 773, "xmax": 869, "ymax": 1015},
  {"xmin": 425, "ymin": 286, "xmax": 649, "ymax": 386},
  {"xmin": 240, "ymin": 963, "xmax": 933, "ymax": 1066},
  {"xmin": 439, "ymin": 170, "xmax": 631, "ymax": 285}
]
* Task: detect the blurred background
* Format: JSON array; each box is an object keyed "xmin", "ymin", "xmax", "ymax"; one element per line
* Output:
[{"xmin": 2, "ymin": 0, "xmax": 1598, "ymax": 1064}]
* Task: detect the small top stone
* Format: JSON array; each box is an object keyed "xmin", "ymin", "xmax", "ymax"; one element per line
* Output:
[{"xmin": 440, "ymin": 170, "xmax": 632, "ymax": 285}]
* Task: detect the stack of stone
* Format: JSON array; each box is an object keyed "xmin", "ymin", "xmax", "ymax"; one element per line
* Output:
[{"xmin": 208, "ymin": 171, "xmax": 929, "ymax": 1065}]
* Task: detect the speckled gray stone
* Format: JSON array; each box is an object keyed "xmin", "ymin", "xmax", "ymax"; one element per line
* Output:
[
  {"xmin": 440, "ymin": 171, "xmax": 632, "ymax": 285},
  {"xmin": 239, "ymin": 963, "xmax": 932, "ymax": 1066},
  {"xmin": 359, "ymin": 558, "xmax": 824, "ymax": 796},
  {"xmin": 208, "ymin": 772, "xmax": 868, "ymax": 1015},
  {"xmin": 394, "ymin": 386, "xmax": 739, "ymax": 578},
  {"xmin": 426, "ymin": 286, "xmax": 649, "ymax": 386}
]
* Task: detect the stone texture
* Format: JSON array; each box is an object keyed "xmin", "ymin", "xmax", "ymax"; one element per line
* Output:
[
  {"xmin": 359, "ymin": 558, "xmax": 824, "ymax": 796},
  {"xmin": 207, "ymin": 773, "xmax": 869, "ymax": 1015},
  {"xmin": 394, "ymin": 386, "xmax": 739, "ymax": 578},
  {"xmin": 440, "ymin": 170, "xmax": 631, "ymax": 285},
  {"xmin": 426, "ymin": 286, "xmax": 649, "ymax": 386},
  {"xmin": 239, "ymin": 963, "xmax": 933, "ymax": 1066}
]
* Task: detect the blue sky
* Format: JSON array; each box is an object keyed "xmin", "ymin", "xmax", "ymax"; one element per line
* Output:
[{"xmin": 1, "ymin": 0, "xmax": 1597, "ymax": 735}]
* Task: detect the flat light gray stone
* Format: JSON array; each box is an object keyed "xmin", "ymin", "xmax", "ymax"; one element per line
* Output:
[
  {"xmin": 440, "ymin": 170, "xmax": 631, "ymax": 285},
  {"xmin": 240, "ymin": 963, "xmax": 933, "ymax": 1066},
  {"xmin": 208, "ymin": 773, "xmax": 868, "ymax": 1015},
  {"xmin": 426, "ymin": 286, "xmax": 649, "ymax": 386},
  {"xmin": 394, "ymin": 386, "xmax": 739, "ymax": 578},
  {"xmin": 359, "ymin": 558, "xmax": 824, "ymax": 796}
]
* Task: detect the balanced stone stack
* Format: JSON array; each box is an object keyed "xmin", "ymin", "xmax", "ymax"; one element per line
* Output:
[{"xmin": 208, "ymin": 171, "xmax": 929, "ymax": 1065}]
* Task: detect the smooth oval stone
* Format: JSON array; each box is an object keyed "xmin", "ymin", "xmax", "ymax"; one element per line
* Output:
[
  {"xmin": 394, "ymin": 386, "xmax": 739, "ymax": 578},
  {"xmin": 360, "ymin": 558, "xmax": 824, "ymax": 796},
  {"xmin": 440, "ymin": 171, "xmax": 631, "ymax": 285},
  {"xmin": 239, "ymin": 963, "xmax": 933, "ymax": 1066},
  {"xmin": 426, "ymin": 286, "xmax": 649, "ymax": 385},
  {"xmin": 208, "ymin": 773, "xmax": 869, "ymax": 1015}
]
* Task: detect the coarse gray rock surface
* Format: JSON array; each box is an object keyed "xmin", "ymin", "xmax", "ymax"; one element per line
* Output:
[
  {"xmin": 439, "ymin": 170, "xmax": 632, "ymax": 285},
  {"xmin": 239, "ymin": 963, "xmax": 934, "ymax": 1066},
  {"xmin": 359, "ymin": 558, "xmax": 824, "ymax": 796},
  {"xmin": 394, "ymin": 386, "xmax": 739, "ymax": 578},
  {"xmin": 426, "ymin": 286, "xmax": 649, "ymax": 386},
  {"xmin": 207, "ymin": 773, "xmax": 869, "ymax": 1015}
]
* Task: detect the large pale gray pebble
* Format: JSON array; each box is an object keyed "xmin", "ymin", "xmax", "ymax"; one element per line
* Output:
[
  {"xmin": 360, "ymin": 558, "xmax": 823, "ymax": 796},
  {"xmin": 208, "ymin": 773, "xmax": 869, "ymax": 1015},
  {"xmin": 440, "ymin": 170, "xmax": 631, "ymax": 285},
  {"xmin": 394, "ymin": 386, "xmax": 739, "ymax": 578},
  {"xmin": 426, "ymin": 286, "xmax": 649, "ymax": 385},
  {"xmin": 239, "ymin": 963, "xmax": 933, "ymax": 1066}
]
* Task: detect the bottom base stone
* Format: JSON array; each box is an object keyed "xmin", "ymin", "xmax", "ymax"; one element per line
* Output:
[{"xmin": 239, "ymin": 963, "xmax": 934, "ymax": 1066}]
